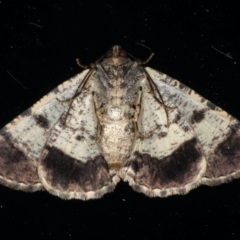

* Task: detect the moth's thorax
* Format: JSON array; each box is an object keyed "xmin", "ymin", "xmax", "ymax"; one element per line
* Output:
[
  {"xmin": 107, "ymin": 107, "xmax": 124, "ymax": 120},
  {"xmin": 94, "ymin": 59, "xmax": 141, "ymax": 105}
]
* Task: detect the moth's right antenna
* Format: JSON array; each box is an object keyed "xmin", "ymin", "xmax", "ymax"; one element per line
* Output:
[
  {"xmin": 141, "ymin": 53, "xmax": 154, "ymax": 65},
  {"xmin": 128, "ymin": 42, "xmax": 155, "ymax": 65},
  {"xmin": 128, "ymin": 52, "xmax": 154, "ymax": 65}
]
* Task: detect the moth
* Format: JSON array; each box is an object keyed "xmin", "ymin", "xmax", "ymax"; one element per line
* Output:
[{"xmin": 0, "ymin": 45, "xmax": 240, "ymax": 200}]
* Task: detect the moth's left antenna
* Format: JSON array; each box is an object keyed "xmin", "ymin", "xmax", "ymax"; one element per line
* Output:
[
  {"xmin": 76, "ymin": 53, "xmax": 105, "ymax": 69},
  {"xmin": 76, "ymin": 59, "xmax": 89, "ymax": 69}
]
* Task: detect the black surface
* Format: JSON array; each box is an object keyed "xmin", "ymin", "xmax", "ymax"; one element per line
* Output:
[{"xmin": 1, "ymin": 1, "xmax": 240, "ymax": 239}]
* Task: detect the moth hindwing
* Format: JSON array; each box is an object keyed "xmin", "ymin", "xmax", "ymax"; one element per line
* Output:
[{"xmin": 1, "ymin": 45, "xmax": 240, "ymax": 200}]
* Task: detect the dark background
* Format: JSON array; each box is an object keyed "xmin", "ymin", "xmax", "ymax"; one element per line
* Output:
[{"xmin": 1, "ymin": 1, "xmax": 240, "ymax": 239}]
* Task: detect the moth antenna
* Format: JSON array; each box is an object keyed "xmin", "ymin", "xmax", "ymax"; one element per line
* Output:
[
  {"xmin": 133, "ymin": 42, "xmax": 154, "ymax": 64},
  {"xmin": 135, "ymin": 42, "xmax": 152, "ymax": 51},
  {"xmin": 76, "ymin": 53, "xmax": 105, "ymax": 69},
  {"xmin": 76, "ymin": 58, "xmax": 88, "ymax": 69},
  {"xmin": 141, "ymin": 53, "xmax": 155, "ymax": 65},
  {"xmin": 130, "ymin": 52, "xmax": 154, "ymax": 65}
]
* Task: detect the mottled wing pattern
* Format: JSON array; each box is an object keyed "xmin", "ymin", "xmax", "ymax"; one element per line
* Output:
[
  {"xmin": 1, "ymin": 46, "xmax": 240, "ymax": 200},
  {"xmin": 145, "ymin": 67, "xmax": 240, "ymax": 186},
  {"xmin": 0, "ymin": 70, "xmax": 90, "ymax": 191},
  {"xmin": 120, "ymin": 73, "xmax": 207, "ymax": 197},
  {"xmin": 38, "ymin": 77, "xmax": 117, "ymax": 200}
]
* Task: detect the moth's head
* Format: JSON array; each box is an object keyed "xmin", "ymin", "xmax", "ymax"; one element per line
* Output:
[
  {"xmin": 105, "ymin": 45, "xmax": 127, "ymax": 58},
  {"xmin": 104, "ymin": 45, "xmax": 129, "ymax": 65}
]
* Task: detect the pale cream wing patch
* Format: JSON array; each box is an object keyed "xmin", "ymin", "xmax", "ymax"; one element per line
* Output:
[
  {"xmin": 146, "ymin": 67, "xmax": 240, "ymax": 186},
  {"xmin": 38, "ymin": 84, "xmax": 117, "ymax": 200},
  {"xmin": 0, "ymin": 70, "xmax": 90, "ymax": 191},
  {"xmin": 137, "ymin": 86, "xmax": 168, "ymax": 136},
  {"xmin": 120, "ymin": 82, "xmax": 207, "ymax": 197}
]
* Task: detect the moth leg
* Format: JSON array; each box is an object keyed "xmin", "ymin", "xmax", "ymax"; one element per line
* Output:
[
  {"xmin": 92, "ymin": 92, "xmax": 105, "ymax": 143},
  {"xmin": 138, "ymin": 53, "xmax": 155, "ymax": 65},
  {"xmin": 141, "ymin": 69, "xmax": 174, "ymax": 128},
  {"xmin": 135, "ymin": 124, "xmax": 163, "ymax": 139},
  {"xmin": 133, "ymin": 87, "xmax": 158, "ymax": 139},
  {"xmin": 133, "ymin": 87, "xmax": 145, "ymax": 137}
]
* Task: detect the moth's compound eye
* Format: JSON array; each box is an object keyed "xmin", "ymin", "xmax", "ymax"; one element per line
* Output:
[{"xmin": 119, "ymin": 50, "xmax": 127, "ymax": 57}]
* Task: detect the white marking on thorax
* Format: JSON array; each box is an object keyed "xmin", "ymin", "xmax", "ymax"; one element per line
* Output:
[{"xmin": 107, "ymin": 107, "xmax": 124, "ymax": 120}]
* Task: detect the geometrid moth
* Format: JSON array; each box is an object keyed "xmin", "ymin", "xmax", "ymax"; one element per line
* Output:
[{"xmin": 0, "ymin": 45, "xmax": 240, "ymax": 200}]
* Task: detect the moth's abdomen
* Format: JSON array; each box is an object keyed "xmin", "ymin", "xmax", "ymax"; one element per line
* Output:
[
  {"xmin": 99, "ymin": 105, "xmax": 135, "ymax": 170},
  {"xmin": 107, "ymin": 107, "xmax": 124, "ymax": 121}
]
